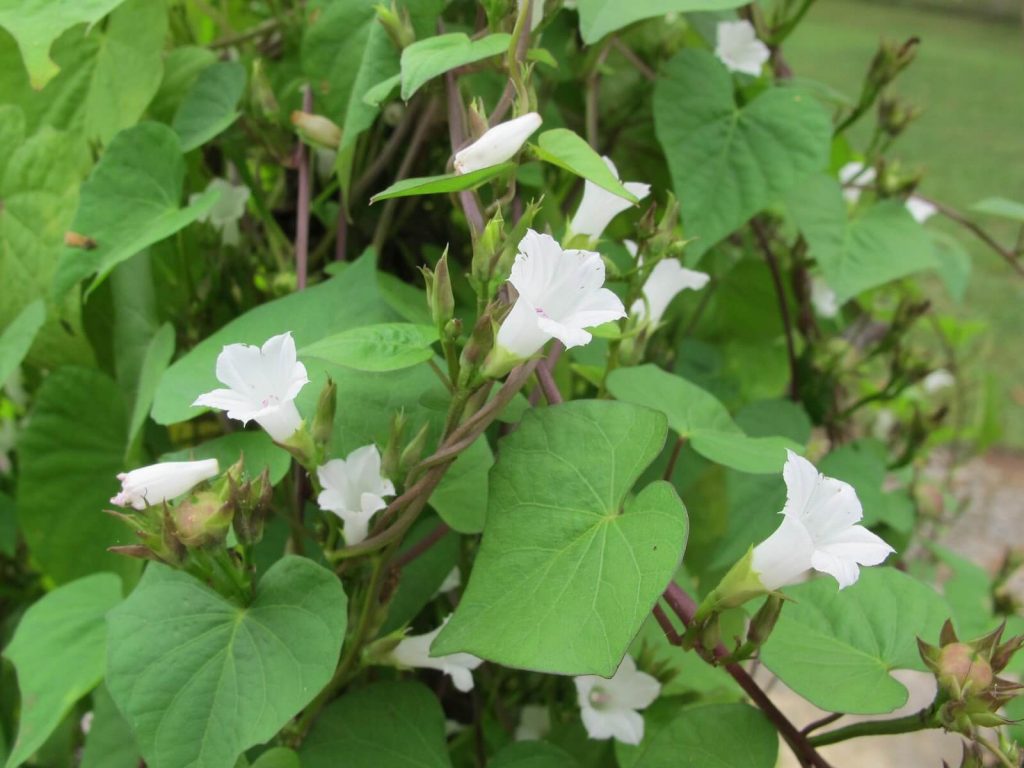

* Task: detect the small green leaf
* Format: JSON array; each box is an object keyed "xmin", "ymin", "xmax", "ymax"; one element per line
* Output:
[
  {"xmin": 576, "ymin": 0, "xmax": 745, "ymax": 44},
  {"xmin": 760, "ymin": 567, "xmax": 950, "ymax": 714},
  {"xmin": 107, "ymin": 556, "xmax": 347, "ymax": 768},
  {"xmin": 3, "ymin": 574, "xmax": 122, "ymax": 768},
  {"xmin": 371, "ymin": 163, "xmax": 515, "ymax": 203},
  {"xmin": 0, "ymin": 0, "xmax": 129, "ymax": 88},
  {"xmin": 172, "ymin": 61, "xmax": 247, "ymax": 152},
  {"xmin": 654, "ymin": 50, "xmax": 831, "ymax": 256},
  {"xmin": 400, "ymin": 32, "xmax": 511, "ymax": 100},
  {"xmin": 160, "ymin": 431, "xmax": 292, "ymax": 485},
  {"xmin": 363, "ymin": 73, "xmax": 400, "ymax": 106},
  {"xmin": 0, "ymin": 299, "xmax": 44, "ymax": 387},
  {"xmin": 534, "ymin": 129, "xmax": 637, "ymax": 201},
  {"xmin": 434, "ymin": 400, "xmax": 688, "ymax": 676},
  {"xmin": 615, "ymin": 702, "xmax": 777, "ymax": 767},
  {"xmin": 299, "ymin": 681, "xmax": 452, "ymax": 768},
  {"xmin": 970, "ymin": 196, "xmax": 1024, "ymax": 222},
  {"xmin": 301, "ymin": 323, "xmax": 437, "ymax": 372},
  {"xmin": 490, "ymin": 742, "xmax": 581, "ymax": 768},
  {"xmin": 53, "ymin": 123, "xmax": 221, "ymax": 298}
]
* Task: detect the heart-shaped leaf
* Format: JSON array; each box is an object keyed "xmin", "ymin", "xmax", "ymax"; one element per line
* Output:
[
  {"xmin": 172, "ymin": 61, "xmax": 246, "ymax": 152},
  {"xmin": 576, "ymin": 0, "xmax": 745, "ymax": 44},
  {"xmin": 400, "ymin": 33, "xmax": 510, "ymax": 100},
  {"xmin": 106, "ymin": 556, "xmax": 346, "ymax": 768},
  {"xmin": 300, "ymin": 323, "xmax": 437, "ymax": 372},
  {"xmin": 433, "ymin": 400, "xmax": 687, "ymax": 676},
  {"xmin": 760, "ymin": 567, "xmax": 950, "ymax": 714},
  {"xmin": 654, "ymin": 50, "xmax": 831, "ymax": 256},
  {"xmin": 490, "ymin": 742, "xmax": 581, "ymax": 768}
]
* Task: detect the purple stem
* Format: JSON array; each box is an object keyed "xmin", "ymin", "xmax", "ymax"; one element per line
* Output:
[{"xmin": 295, "ymin": 85, "xmax": 313, "ymax": 289}]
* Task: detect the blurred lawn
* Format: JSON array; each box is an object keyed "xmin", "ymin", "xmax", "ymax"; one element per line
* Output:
[{"xmin": 785, "ymin": 0, "xmax": 1024, "ymax": 447}]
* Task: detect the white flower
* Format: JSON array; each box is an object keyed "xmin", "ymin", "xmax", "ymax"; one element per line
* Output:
[
  {"xmin": 574, "ymin": 655, "xmax": 660, "ymax": 745},
  {"xmin": 192, "ymin": 332, "xmax": 309, "ymax": 443},
  {"xmin": 630, "ymin": 258, "xmax": 709, "ymax": 327},
  {"xmin": 752, "ymin": 450, "xmax": 894, "ymax": 590},
  {"xmin": 515, "ymin": 704, "xmax": 551, "ymax": 741},
  {"xmin": 906, "ymin": 196, "xmax": 937, "ymax": 224},
  {"xmin": 454, "ymin": 112, "xmax": 542, "ymax": 174},
  {"xmin": 922, "ymin": 368, "xmax": 955, "ymax": 394},
  {"xmin": 714, "ymin": 20, "xmax": 770, "ymax": 77},
  {"xmin": 80, "ymin": 711, "xmax": 94, "ymax": 735},
  {"xmin": 810, "ymin": 276, "xmax": 839, "ymax": 318},
  {"xmin": 839, "ymin": 162, "xmax": 876, "ymax": 204},
  {"xmin": 110, "ymin": 459, "xmax": 220, "ymax": 511},
  {"xmin": 316, "ymin": 445, "xmax": 396, "ymax": 545},
  {"xmin": 191, "ymin": 179, "xmax": 250, "ymax": 246},
  {"xmin": 491, "ymin": 230, "xmax": 626, "ymax": 364},
  {"xmin": 390, "ymin": 618, "xmax": 483, "ymax": 692},
  {"xmin": 436, "ymin": 566, "xmax": 462, "ymax": 595},
  {"xmin": 569, "ymin": 156, "xmax": 650, "ymax": 241}
]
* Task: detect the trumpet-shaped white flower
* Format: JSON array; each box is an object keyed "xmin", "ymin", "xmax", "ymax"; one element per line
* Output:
[
  {"xmin": 715, "ymin": 20, "xmax": 770, "ymax": 77},
  {"xmin": 631, "ymin": 258, "xmax": 710, "ymax": 327},
  {"xmin": 111, "ymin": 459, "xmax": 220, "ymax": 510},
  {"xmin": 752, "ymin": 450, "xmax": 894, "ymax": 590},
  {"xmin": 810, "ymin": 276, "xmax": 840, "ymax": 318},
  {"xmin": 454, "ymin": 112, "xmax": 542, "ymax": 174},
  {"xmin": 316, "ymin": 445, "xmax": 396, "ymax": 545},
  {"xmin": 191, "ymin": 179, "xmax": 251, "ymax": 247},
  {"xmin": 391, "ymin": 618, "xmax": 483, "ymax": 692},
  {"xmin": 515, "ymin": 704, "xmax": 551, "ymax": 741},
  {"xmin": 193, "ymin": 332, "xmax": 309, "ymax": 442},
  {"xmin": 906, "ymin": 196, "xmax": 937, "ymax": 224},
  {"xmin": 839, "ymin": 162, "xmax": 876, "ymax": 204},
  {"xmin": 574, "ymin": 655, "xmax": 660, "ymax": 745},
  {"xmin": 491, "ymin": 230, "xmax": 626, "ymax": 366},
  {"xmin": 569, "ymin": 157, "xmax": 650, "ymax": 240},
  {"xmin": 922, "ymin": 368, "xmax": 955, "ymax": 394}
]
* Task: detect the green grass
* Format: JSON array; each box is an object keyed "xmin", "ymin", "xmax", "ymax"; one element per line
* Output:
[{"xmin": 784, "ymin": 0, "xmax": 1024, "ymax": 446}]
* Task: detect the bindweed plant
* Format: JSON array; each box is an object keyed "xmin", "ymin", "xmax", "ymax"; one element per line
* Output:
[{"xmin": 1, "ymin": 1, "xmax": 1023, "ymax": 767}]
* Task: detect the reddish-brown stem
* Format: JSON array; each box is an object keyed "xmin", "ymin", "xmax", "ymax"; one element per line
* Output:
[
  {"xmin": 294, "ymin": 85, "xmax": 313, "ymax": 290},
  {"xmin": 751, "ymin": 218, "xmax": 799, "ymax": 400},
  {"xmin": 662, "ymin": 436, "xmax": 684, "ymax": 482},
  {"xmin": 528, "ymin": 342, "xmax": 564, "ymax": 406},
  {"xmin": 535, "ymin": 363, "xmax": 562, "ymax": 405},
  {"xmin": 444, "ymin": 69, "xmax": 485, "ymax": 234},
  {"xmin": 393, "ymin": 521, "xmax": 451, "ymax": 569},
  {"xmin": 652, "ymin": 603, "xmax": 682, "ymax": 644}
]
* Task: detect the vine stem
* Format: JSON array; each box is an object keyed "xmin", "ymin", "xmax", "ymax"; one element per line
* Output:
[
  {"xmin": 750, "ymin": 218, "xmax": 800, "ymax": 400},
  {"xmin": 806, "ymin": 707, "xmax": 936, "ymax": 748},
  {"xmin": 294, "ymin": 85, "xmax": 313, "ymax": 290},
  {"xmin": 444, "ymin": 68, "xmax": 485, "ymax": 234},
  {"xmin": 660, "ymin": 583, "xmax": 835, "ymax": 768},
  {"xmin": 916, "ymin": 193, "xmax": 1024, "ymax": 277}
]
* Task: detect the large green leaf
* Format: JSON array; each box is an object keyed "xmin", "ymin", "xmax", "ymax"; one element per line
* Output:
[
  {"xmin": 300, "ymin": 324, "xmax": 437, "ymax": 372},
  {"xmin": 576, "ymin": 0, "xmax": 745, "ymax": 44},
  {"xmin": 172, "ymin": 60, "xmax": 246, "ymax": 152},
  {"xmin": 106, "ymin": 556, "xmax": 346, "ymax": 768},
  {"xmin": 400, "ymin": 33, "xmax": 511, "ymax": 100},
  {"xmin": 433, "ymin": 401, "xmax": 687, "ymax": 676},
  {"xmin": 535, "ymin": 129, "xmax": 637, "ymax": 201},
  {"xmin": 152, "ymin": 252, "xmax": 391, "ymax": 425},
  {"xmin": 381, "ymin": 515, "xmax": 460, "ymax": 635},
  {"xmin": 430, "ymin": 436, "xmax": 493, "ymax": 534},
  {"xmin": 760, "ymin": 567, "xmax": 950, "ymax": 714},
  {"xmin": 0, "ymin": 0, "xmax": 129, "ymax": 88},
  {"xmin": 615, "ymin": 702, "xmax": 777, "ymax": 767},
  {"xmin": 489, "ymin": 742, "xmax": 581, "ymax": 767},
  {"xmin": 3, "ymin": 574, "xmax": 122, "ymax": 768},
  {"xmin": 370, "ymin": 163, "xmax": 516, "ymax": 203},
  {"xmin": 787, "ymin": 174, "xmax": 940, "ymax": 303},
  {"xmin": 80, "ymin": 685, "xmax": 140, "ymax": 768},
  {"xmin": 16, "ymin": 367, "xmax": 139, "ymax": 584},
  {"xmin": 126, "ymin": 322, "xmax": 175, "ymax": 450},
  {"xmin": 299, "ymin": 681, "xmax": 452, "ymax": 768},
  {"xmin": 53, "ymin": 122, "xmax": 220, "ymax": 298},
  {"xmin": 606, "ymin": 365, "xmax": 800, "ymax": 474},
  {"xmin": 0, "ymin": 299, "xmax": 44, "ymax": 387},
  {"xmin": 654, "ymin": 50, "xmax": 831, "ymax": 256}
]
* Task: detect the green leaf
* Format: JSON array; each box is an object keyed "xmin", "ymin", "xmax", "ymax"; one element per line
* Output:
[
  {"xmin": 160, "ymin": 431, "xmax": 293, "ymax": 485},
  {"xmin": 0, "ymin": 0, "xmax": 129, "ymax": 88},
  {"xmin": 152, "ymin": 251, "xmax": 391, "ymax": 425},
  {"xmin": 16, "ymin": 367, "xmax": 139, "ymax": 584},
  {"xmin": 80, "ymin": 685, "xmax": 140, "ymax": 768},
  {"xmin": 127, "ymin": 322, "xmax": 175, "ymax": 449},
  {"xmin": 0, "ymin": 492, "xmax": 16, "ymax": 557},
  {"xmin": 760, "ymin": 567, "xmax": 950, "ymax": 714},
  {"xmin": 172, "ymin": 61, "xmax": 246, "ymax": 152},
  {"xmin": 400, "ymin": 33, "xmax": 511, "ymax": 100},
  {"xmin": 381, "ymin": 515, "xmax": 460, "ymax": 635},
  {"xmin": 607, "ymin": 365, "xmax": 799, "ymax": 474},
  {"xmin": 970, "ymin": 196, "xmax": 1024, "ymax": 222},
  {"xmin": 300, "ymin": 323, "xmax": 437, "ymax": 372},
  {"xmin": 431, "ymin": 436, "xmax": 493, "ymax": 534},
  {"xmin": 787, "ymin": 174, "xmax": 940, "ymax": 303},
  {"xmin": 928, "ymin": 230, "xmax": 971, "ymax": 303},
  {"xmin": 817, "ymin": 438, "xmax": 887, "ymax": 526},
  {"xmin": 370, "ymin": 163, "xmax": 515, "ymax": 203},
  {"xmin": 249, "ymin": 749, "xmax": 300, "ymax": 768},
  {"xmin": 3, "ymin": 574, "xmax": 122, "ymax": 768},
  {"xmin": 149, "ymin": 46, "xmax": 218, "ymax": 123},
  {"xmin": 615, "ymin": 702, "xmax": 777, "ymax": 768},
  {"xmin": 654, "ymin": 50, "xmax": 831, "ymax": 257},
  {"xmin": 928, "ymin": 544, "xmax": 996, "ymax": 640},
  {"xmin": 0, "ymin": 299, "xmax": 44, "ymax": 386},
  {"xmin": 434, "ymin": 400, "xmax": 687, "ymax": 676},
  {"xmin": 535, "ymin": 129, "xmax": 637, "ymax": 201},
  {"xmin": 489, "ymin": 742, "xmax": 581, "ymax": 768},
  {"xmin": 299, "ymin": 681, "xmax": 452, "ymax": 768},
  {"xmin": 53, "ymin": 122, "xmax": 221, "ymax": 298},
  {"xmin": 107, "ymin": 556, "xmax": 347, "ymax": 768},
  {"xmin": 576, "ymin": 0, "xmax": 745, "ymax": 44}
]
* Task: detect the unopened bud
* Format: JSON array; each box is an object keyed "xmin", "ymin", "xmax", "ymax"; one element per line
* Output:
[
  {"xmin": 472, "ymin": 210, "xmax": 504, "ymax": 287},
  {"xmin": 400, "ymin": 423, "xmax": 431, "ymax": 471},
  {"xmin": 938, "ymin": 643, "xmax": 994, "ymax": 694},
  {"xmin": 375, "ymin": 2, "xmax": 415, "ymax": 49},
  {"xmin": 173, "ymin": 491, "xmax": 233, "ymax": 548},
  {"xmin": 290, "ymin": 111, "xmax": 342, "ymax": 150},
  {"xmin": 313, "ymin": 378, "xmax": 337, "ymax": 448},
  {"xmin": 453, "ymin": 112, "xmax": 542, "ymax": 175},
  {"xmin": 462, "ymin": 308, "xmax": 501, "ymax": 385},
  {"xmin": 746, "ymin": 594, "xmax": 784, "ymax": 647},
  {"xmin": 381, "ymin": 411, "xmax": 408, "ymax": 480},
  {"xmin": 867, "ymin": 37, "xmax": 919, "ymax": 90},
  {"xmin": 232, "ymin": 468, "xmax": 272, "ymax": 546},
  {"xmin": 466, "ymin": 98, "xmax": 490, "ymax": 141},
  {"xmin": 431, "ymin": 250, "xmax": 455, "ymax": 328}
]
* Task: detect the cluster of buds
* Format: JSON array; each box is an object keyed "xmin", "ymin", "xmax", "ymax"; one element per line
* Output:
[
  {"xmin": 918, "ymin": 620, "xmax": 1024, "ymax": 734},
  {"xmin": 866, "ymin": 37, "xmax": 920, "ymax": 93}
]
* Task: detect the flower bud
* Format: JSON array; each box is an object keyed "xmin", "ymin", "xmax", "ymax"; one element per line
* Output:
[
  {"xmin": 938, "ymin": 643, "xmax": 994, "ymax": 694},
  {"xmin": 745, "ymin": 593, "xmax": 784, "ymax": 647},
  {"xmin": 232, "ymin": 468, "xmax": 273, "ymax": 546},
  {"xmin": 453, "ymin": 112, "xmax": 542, "ymax": 175},
  {"xmin": 290, "ymin": 111, "xmax": 342, "ymax": 150},
  {"xmin": 400, "ymin": 422, "xmax": 431, "ymax": 473},
  {"xmin": 867, "ymin": 37, "xmax": 919, "ymax": 90},
  {"xmin": 472, "ymin": 210, "xmax": 504, "ymax": 288},
  {"xmin": 313, "ymin": 378, "xmax": 337, "ymax": 449},
  {"xmin": 430, "ymin": 250, "xmax": 455, "ymax": 329},
  {"xmin": 375, "ymin": 2, "xmax": 415, "ymax": 50},
  {"xmin": 381, "ymin": 411, "xmax": 408, "ymax": 481},
  {"xmin": 172, "ymin": 491, "xmax": 233, "ymax": 548}
]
